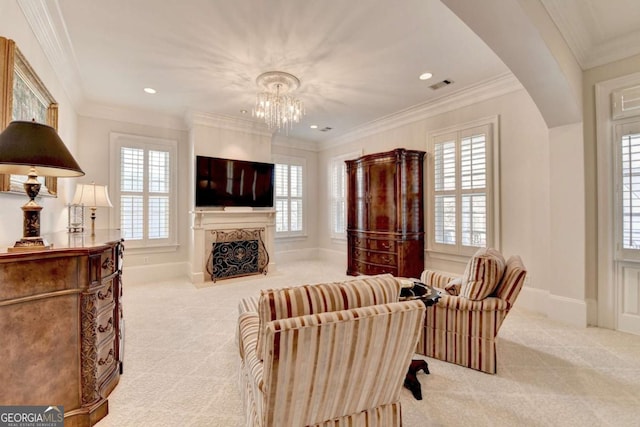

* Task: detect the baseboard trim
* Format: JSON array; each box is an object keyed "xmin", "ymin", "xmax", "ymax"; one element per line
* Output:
[{"xmin": 517, "ymin": 286, "xmax": 588, "ymax": 327}]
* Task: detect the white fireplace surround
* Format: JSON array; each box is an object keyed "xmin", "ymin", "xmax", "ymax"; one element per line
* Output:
[{"xmin": 189, "ymin": 208, "xmax": 276, "ymax": 284}]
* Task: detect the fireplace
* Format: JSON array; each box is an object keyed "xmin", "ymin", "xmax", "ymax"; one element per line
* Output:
[
  {"xmin": 190, "ymin": 208, "xmax": 276, "ymax": 284},
  {"xmin": 206, "ymin": 228, "xmax": 269, "ymax": 282}
]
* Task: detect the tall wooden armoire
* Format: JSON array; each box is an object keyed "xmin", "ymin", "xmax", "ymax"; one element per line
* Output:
[{"xmin": 346, "ymin": 148, "xmax": 425, "ymax": 278}]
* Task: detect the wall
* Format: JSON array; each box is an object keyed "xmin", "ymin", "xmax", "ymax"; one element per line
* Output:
[{"xmin": 0, "ymin": 1, "xmax": 79, "ymax": 247}]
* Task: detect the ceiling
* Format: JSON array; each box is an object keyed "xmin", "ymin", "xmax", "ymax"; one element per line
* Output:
[{"xmin": 20, "ymin": 0, "xmax": 640, "ymax": 143}]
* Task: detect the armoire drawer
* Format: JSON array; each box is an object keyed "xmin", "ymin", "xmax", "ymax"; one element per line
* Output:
[{"xmin": 353, "ymin": 248, "xmax": 396, "ymax": 266}]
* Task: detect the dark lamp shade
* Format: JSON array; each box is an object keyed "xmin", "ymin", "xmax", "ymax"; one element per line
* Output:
[{"xmin": 0, "ymin": 121, "xmax": 84, "ymax": 177}]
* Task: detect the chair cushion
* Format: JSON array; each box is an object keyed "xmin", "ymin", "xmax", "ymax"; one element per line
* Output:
[
  {"xmin": 444, "ymin": 277, "xmax": 462, "ymax": 296},
  {"xmin": 255, "ymin": 274, "xmax": 401, "ymax": 360},
  {"xmin": 460, "ymin": 247, "xmax": 505, "ymax": 301},
  {"xmin": 492, "ymin": 255, "xmax": 527, "ymax": 308}
]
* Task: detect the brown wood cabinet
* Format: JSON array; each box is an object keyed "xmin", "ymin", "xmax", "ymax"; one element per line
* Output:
[
  {"xmin": 346, "ymin": 148, "xmax": 425, "ymax": 278},
  {"xmin": 0, "ymin": 231, "xmax": 124, "ymax": 426}
]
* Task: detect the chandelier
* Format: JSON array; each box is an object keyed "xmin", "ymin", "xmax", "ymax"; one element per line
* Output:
[{"xmin": 253, "ymin": 71, "xmax": 304, "ymax": 133}]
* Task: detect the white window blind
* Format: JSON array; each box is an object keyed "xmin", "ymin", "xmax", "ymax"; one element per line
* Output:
[
  {"xmin": 430, "ymin": 120, "xmax": 496, "ymax": 255},
  {"xmin": 110, "ymin": 133, "xmax": 177, "ymax": 249},
  {"xmin": 274, "ymin": 156, "xmax": 305, "ymax": 236}
]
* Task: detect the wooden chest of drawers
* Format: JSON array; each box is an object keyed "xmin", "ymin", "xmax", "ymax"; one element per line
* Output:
[{"xmin": 0, "ymin": 231, "xmax": 124, "ymax": 426}]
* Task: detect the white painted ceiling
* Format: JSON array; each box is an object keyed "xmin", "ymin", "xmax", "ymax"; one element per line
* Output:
[{"xmin": 23, "ymin": 0, "xmax": 640, "ymax": 142}]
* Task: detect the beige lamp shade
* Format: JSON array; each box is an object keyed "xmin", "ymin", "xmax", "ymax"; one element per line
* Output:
[{"xmin": 72, "ymin": 183, "xmax": 113, "ymax": 208}]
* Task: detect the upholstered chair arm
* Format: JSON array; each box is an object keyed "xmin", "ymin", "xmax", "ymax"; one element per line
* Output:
[
  {"xmin": 420, "ymin": 270, "xmax": 460, "ymax": 288},
  {"xmin": 436, "ymin": 294, "xmax": 509, "ymax": 312},
  {"xmin": 238, "ymin": 312, "xmax": 264, "ymax": 393},
  {"xmin": 260, "ymin": 301, "xmax": 425, "ymax": 427}
]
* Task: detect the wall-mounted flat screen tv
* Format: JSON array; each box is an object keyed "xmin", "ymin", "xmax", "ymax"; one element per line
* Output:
[{"xmin": 195, "ymin": 155, "xmax": 274, "ymax": 208}]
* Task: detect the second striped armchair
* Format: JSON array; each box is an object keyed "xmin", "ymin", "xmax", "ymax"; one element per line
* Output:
[{"xmin": 416, "ymin": 253, "xmax": 527, "ymax": 374}]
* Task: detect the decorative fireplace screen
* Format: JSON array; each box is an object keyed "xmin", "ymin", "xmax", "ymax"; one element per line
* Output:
[{"xmin": 206, "ymin": 228, "xmax": 269, "ymax": 282}]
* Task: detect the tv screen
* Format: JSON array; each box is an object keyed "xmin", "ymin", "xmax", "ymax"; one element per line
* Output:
[{"xmin": 195, "ymin": 155, "xmax": 274, "ymax": 208}]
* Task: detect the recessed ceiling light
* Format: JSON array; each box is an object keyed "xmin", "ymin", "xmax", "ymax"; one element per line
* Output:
[
  {"xmin": 240, "ymin": 109, "xmax": 248, "ymax": 114},
  {"xmin": 143, "ymin": 87, "xmax": 156, "ymax": 94},
  {"xmin": 419, "ymin": 72, "xmax": 433, "ymax": 81},
  {"xmin": 310, "ymin": 125, "xmax": 318, "ymax": 129}
]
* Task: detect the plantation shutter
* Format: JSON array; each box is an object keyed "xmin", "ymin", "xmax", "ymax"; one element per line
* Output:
[
  {"xmin": 274, "ymin": 160, "xmax": 305, "ymax": 235},
  {"xmin": 621, "ymin": 130, "xmax": 640, "ymax": 250},
  {"xmin": 431, "ymin": 122, "xmax": 493, "ymax": 254}
]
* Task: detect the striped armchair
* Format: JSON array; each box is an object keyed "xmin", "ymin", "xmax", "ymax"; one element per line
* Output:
[
  {"xmin": 237, "ymin": 274, "xmax": 426, "ymax": 427},
  {"xmin": 416, "ymin": 255, "xmax": 527, "ymax": 374}
]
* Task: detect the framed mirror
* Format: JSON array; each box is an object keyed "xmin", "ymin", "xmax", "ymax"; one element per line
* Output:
[{"xmin": 0, "ymin": 36, "xmax": 59, "ymax": 196}]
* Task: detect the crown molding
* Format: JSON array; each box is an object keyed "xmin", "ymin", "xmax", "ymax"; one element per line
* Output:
[
  {"xmin": 185, "ymin": 110, "xmax": 273, "ymax": 137},
  {"xmin": 584, "ymin": 31, "xmax": 640, "ymax": 70},
  {"xmin": 79, "ymin": 102, "xmax": 187, "ymax": 131},
  {"xmin": 541, "ymin": 0, "xmax": 640, "ymax": 70},
  {"xmin": 322, "ymin": 73, "xmax": 522, "ymax": 150},
  {"xmin": 271, "ymin": 134, "xmax": 320, "ymax": 152},
  {"xmin": 17, "ymin": 0, "xmax": 85, "ymax": 109}
]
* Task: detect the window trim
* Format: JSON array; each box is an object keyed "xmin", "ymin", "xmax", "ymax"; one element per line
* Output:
[
  {"xmin": 328, "ymin": 150, "xmax": 361, "ymax": 240},
  {"xmin": 273, "ymin": 154, "xmax": 307, "ymax": 238},
  {"xmin": 109, "ymin": 132, "xmax": 178, "ymax": 250},
  {"xmin": 426, "ymin": 116, "xmax": 500, "ymax": 257}
]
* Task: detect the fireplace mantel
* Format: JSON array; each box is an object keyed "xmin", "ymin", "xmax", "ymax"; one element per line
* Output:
[{"xmin": 189, "ymin": 208, "xmax": 276, "ymax": 284}]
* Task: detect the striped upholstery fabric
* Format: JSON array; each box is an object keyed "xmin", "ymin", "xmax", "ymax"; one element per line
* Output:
[
  {"xmin": 261, "ymin": 301, "xmax": 424, "ymax": 427},
  {"xmin": 239, "ymin": 296, "xmax": 259, "ymax": 314},
  {"xmin": 310, "ymin": 403, "xmax": 401, "ymax": 427},
  {"xmin": 237, "ymin": 277, "xmax": 424, "ymax": 427},
  {"xmin": 417, "ymin": 253, "xmax": 527, "ymax": 374},
  {"xmin": 492, "ymin": 255, "xmax": 527, "ymax": 309},
  {"xmin": 460, "ymin": 247, "xmax": 506, "ymax": 301},
  {"xmin": 255, "ymin": 274, "xmax": 401, "ymax": 360},
  {"xmin": 420, "ymin": 270, "xmax": 458, "ymax": 289}
]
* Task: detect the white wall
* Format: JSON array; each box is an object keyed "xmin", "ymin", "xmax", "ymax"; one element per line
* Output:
[{"xmin": 0, "ymin": 1, "xmax": 79, "ymax": 247}]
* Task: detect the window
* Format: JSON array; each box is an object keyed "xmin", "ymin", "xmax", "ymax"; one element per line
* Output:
[
  {"xmin": 110, "ymin": 133, "xmax": 177, "ymax": 249},
  {"xmin": 274, "ymin": 155, "xmax": 305, "ymax": 237},
  {"xmin": 616, "ymin": 120, "xmax": 640, "ymax": 259},
  {"xmin": 329, "ymin": 151, "xmax": 360, "ymax": 239},
  {"xmin": 429, "ymin": 119, "xmax": 498, "ymax": 256}
]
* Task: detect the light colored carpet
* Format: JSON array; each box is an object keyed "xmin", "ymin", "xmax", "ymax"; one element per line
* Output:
[{"xmin": 100, "ymin": 260, "xmax": 640, "ymax": 427}]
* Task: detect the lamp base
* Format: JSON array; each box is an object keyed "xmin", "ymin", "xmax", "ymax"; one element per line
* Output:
[{"xmin": 7, "ymin": 236, "xmax": 52, "ymax": 252}]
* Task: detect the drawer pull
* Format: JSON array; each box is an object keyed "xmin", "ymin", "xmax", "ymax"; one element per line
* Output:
[
  {"xmin": 98, "ymin": 285, "xmax": 113, "ymax": 301},
  {"xmin": 381, "ymin": 256, "xmax": 393, "ymax": 264},
  {"xmin": 102, "ymin": 257, "xmax": 115, "ymax": 271},
  {"xmin": 381, "ymin": 242, "xmax": 392, "ymax": 249},
  {"xmin": 98, "ymin": 318, "xmax": 114, "ymax": 333},
  {"xmin": 98, "ymin": 349, "xmax": 115, "ymax": 366}
]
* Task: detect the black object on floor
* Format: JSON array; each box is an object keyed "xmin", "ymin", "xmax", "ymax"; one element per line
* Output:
[{"xmin": 404, "ymin": 359, "xmax": 430, "ymax": 400}]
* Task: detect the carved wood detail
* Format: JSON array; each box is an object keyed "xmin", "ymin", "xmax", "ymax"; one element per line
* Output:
[{"xmin": 81, "ymin": 292, "xmax": 99, "ymax": 404}]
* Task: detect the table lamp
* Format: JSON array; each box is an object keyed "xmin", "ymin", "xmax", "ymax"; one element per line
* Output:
[
  {"xmin": 71, "ymin": 182, "xmax": 113, "ymax": 237},
  {"xmin": 0, "ymin": 121, "xmax": 84, "ymax": 251}
]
